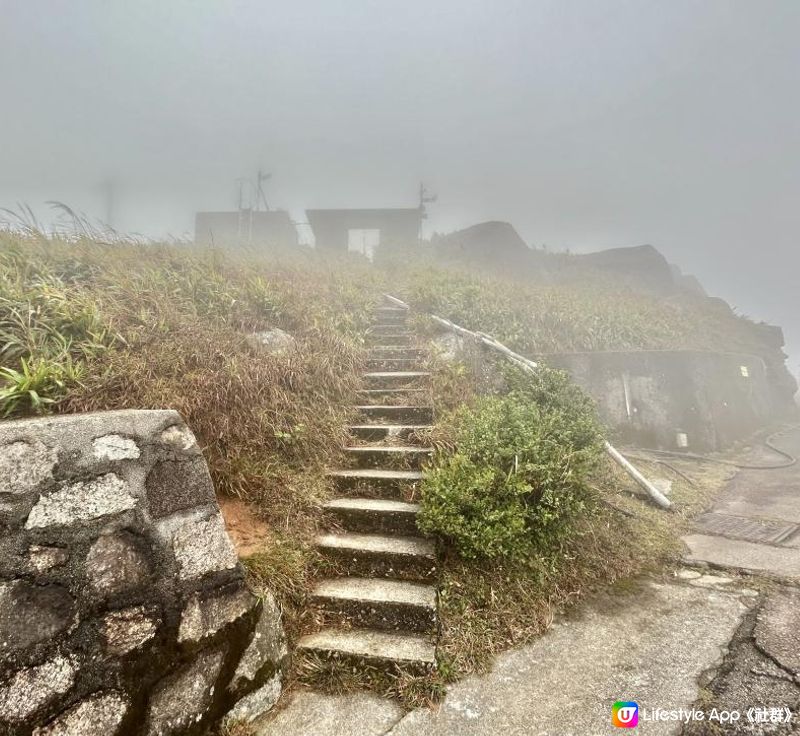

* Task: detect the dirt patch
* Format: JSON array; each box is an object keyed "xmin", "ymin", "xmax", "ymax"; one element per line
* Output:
[{"xmin": 218, "ymin": 496, "xmax": 271, "ymax": 558}]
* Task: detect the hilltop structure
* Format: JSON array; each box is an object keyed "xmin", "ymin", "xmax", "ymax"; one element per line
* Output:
[
  {"xmin": 194, "ymin": 210, "xmax": 298, "ymax": 249},
  {"xmin": 306, "ymin": 207, "xmax": 421, "ymax": 258}
]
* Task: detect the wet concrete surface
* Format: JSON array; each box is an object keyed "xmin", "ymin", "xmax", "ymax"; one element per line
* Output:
[{"xmin": 683, "ymin": 425, "xmax": 800, "ymax": 578}]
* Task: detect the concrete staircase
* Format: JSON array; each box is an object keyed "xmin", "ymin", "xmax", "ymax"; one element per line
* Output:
[{"xmin": 297, "ymin": 302, "xmax": 438, "ymax": 671}]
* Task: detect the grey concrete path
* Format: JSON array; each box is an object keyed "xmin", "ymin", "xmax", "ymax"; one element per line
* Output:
[
  {"xmin": 257, "ymin": 577, "xmax": 753, "ymax": 736},
  {"xmin": 682, "ymin": 424, "xmax": 800, "ymax": 579}
]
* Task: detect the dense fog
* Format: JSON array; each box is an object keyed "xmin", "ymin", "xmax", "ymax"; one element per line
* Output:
[{"xmin": 1, "ymin": 0, "xmax": 798, "ymax": 370}]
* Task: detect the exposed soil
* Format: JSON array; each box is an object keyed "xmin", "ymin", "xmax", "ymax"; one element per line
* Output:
[{"xmin": 218, "ymin": 495, "xmax": 272, "ymax": 558}]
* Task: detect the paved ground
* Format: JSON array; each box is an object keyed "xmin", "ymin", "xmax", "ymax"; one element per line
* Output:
[
  {"xmin": 683, "ymin": 425, "xmax": 800, "ymax": 579},
  {"xmin": 678, "ymin": 428, "xmax": 800, "ymax": 734},
  {"xmin": 681, "ymin": 586, "xmax": 800, "ymax": 736}
]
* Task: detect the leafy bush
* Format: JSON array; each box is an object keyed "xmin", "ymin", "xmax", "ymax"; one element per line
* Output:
[{"xmin": 419, "ymin": 365, "xmax": 604, "ymax": 559}]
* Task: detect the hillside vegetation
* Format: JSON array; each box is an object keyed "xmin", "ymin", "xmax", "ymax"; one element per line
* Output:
[
  {"xmin": 0, "ymin": 233, "xmax": 754, "ymax": 705},
  {"xmin": 398, "ymin": 263, "xmax": 778, "ymax": 357}
]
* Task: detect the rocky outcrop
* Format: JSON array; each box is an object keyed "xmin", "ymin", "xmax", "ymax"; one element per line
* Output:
[
  {"xmin": 0, "ymin": 410, "xmax": 287, "ymax": 736},
  {"xmin": 431, "ymin": 221, "xmax": 531, "ymax": 272}
]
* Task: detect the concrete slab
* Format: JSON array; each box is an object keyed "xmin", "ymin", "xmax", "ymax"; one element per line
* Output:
[
  {"xmin": 683, "ymin": 533, "xmax": 800, "ymax": 580},
  {"xmin": 255, "ymin": 691, "xmax": 404, "ymax": 736},
  {"xmin": 682, "ymin": 426, "xmax": 800, "ymax": 571},
  {"xmin": 709, "ymin": 444, "xmax": 800, "ymax": 526},
  {"xmin": 386, "ymin": 581, "xmax": 746, "ymax": 736},
  {"xmin": 297, "ymin": 628, "xmax": 436, "ymax": 665},
  {"xmin": 682, "ymin": 599, "xmax": 800, "ymax": 736},
  {"xmin": 312, "ymin": 577, "xmax": 436, "ymax": 608},
  {"xmin": 754, "ymin": 587, "xmax": 800, "ymax": 677},
  {"xmin": 316, "ymin": 532, "xmax": 435, "ymax": 558}
]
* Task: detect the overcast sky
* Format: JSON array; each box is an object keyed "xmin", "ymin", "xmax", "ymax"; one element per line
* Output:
[{"xmin": 1, "ymin": 0, "xmax": 798, "ymax": 369}]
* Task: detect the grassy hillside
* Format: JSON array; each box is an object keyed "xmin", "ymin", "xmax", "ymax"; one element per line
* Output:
[
  {"xmin": 0, "ymin": 233, "xmax": 754, "ymax": 707},
  {"xmin": 396, "ymin": 263, "xmax": 777, "ymax": 357}
]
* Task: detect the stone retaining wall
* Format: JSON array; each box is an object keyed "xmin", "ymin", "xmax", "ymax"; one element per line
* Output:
[
  {"xmin": 544, "ymin": 350, "xmax": 784, "ymax": 451},
  {"xmin": 0, "ymin": 410, "xmax": 286, "ymax": 735}
]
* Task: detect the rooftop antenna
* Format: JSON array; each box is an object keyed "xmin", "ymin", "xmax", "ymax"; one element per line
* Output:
[
  {"xmin": 256, "ymin": 169, "xmax": 272, "ymax": 211},
  {"xmin": 418, "ymin": 182, "xmax": 437, "ymax": 241}
]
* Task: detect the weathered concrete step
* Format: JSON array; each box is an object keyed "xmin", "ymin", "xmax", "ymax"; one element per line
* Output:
[
  {"xmin": 357, "ymin": 405, "xmax": 434, "ymax": 424},
  {"xmin": 368, "ymin": 326, "xmax": 410, "ymax": 335},
  {"xmin": 297, "ymin": 627, "xmax": 435, "ymax": 670},
  {"xmin": 373, "ymin": 307, "xmax": 408, "ymax": 317},
  {"xmin": 344, "ymin": 445, "xmax": 432, "ymax": 469},
  {"xmin": 369, "ymin": 347, "xmax": 424, "ymax": 359},
  {"xmin": 357, "ymin": 388, "xmax": 427, "ymax": 403},
  {"xmin": 363, "ymin": 371, "xmax": 430, "ymax": 388},
  {"xmin": 367, "ymin": 335, "xmax": 411, "ymax": 346},
  {"xmin": 365, "ymin": 358, "xmax": 423, "ymax": 371},
  {"xmin": 316, "ymin": 531, "xmax": 437, "ymax": 580},
  {"xmin": 310, "ymin": 577, "xmax": 436, "ymax": 633},
  {"xmin": 370, "ymin": 314, "xmax": 407, "ymax": 325},
  {"xmin": 364, "ymin": 370, "xmax": 430, "ymax": 379},
  {"xmin": 348, "ymin": 424, "xmax": 432, "ymax": 441},
  {"xmin": 324, "ymin": 497, "xmax": 420, "ymax": 535},
  {"xmin": 327, "ymin": 468, "xmax": 423, "ymax": 499}
]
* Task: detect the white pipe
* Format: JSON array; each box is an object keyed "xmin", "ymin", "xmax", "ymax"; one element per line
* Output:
[
  {"xmin": 383, "ymin": 293, "xmax": 410, "ymax": 309},
  {"xmin": 603, "ymin": 441, "xmax": 672, "ymax": 509},
  {"xmin": 388, "ymin": 294, "xmax": 673, "ymax": 510}
]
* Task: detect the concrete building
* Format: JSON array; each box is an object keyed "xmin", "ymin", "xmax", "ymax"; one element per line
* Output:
[
  {"xmin": 194, "ymin": 210, "xmax": 298, "ymax": 249},
  {"xmin": 306, "ymin": 208, "xmax": 421, "ymax": 258}
]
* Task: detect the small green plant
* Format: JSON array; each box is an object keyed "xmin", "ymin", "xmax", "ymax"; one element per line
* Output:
[
  {"xmin": 0, "ymin": 355, "xmax": 83, "ymax": 416},
  {"xmin": 419, "ymin": 365, "xmax": 605, "ymax": 559}
]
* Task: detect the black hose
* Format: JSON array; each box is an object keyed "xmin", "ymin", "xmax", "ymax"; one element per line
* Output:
[
  {"xmin": 629, "ymin": 425, "xmax": 798, "ymax": 471},
  {"xmin": 655, "ymin": 460, "xmax": 697, "ymax": 486}
]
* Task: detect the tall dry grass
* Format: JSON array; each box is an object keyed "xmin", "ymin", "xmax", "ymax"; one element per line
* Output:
[{"xmin": 0, "ymin": 233, "xmax": 382, "ymax": 620}]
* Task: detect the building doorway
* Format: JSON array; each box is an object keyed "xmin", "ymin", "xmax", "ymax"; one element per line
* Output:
[{"xmin": 347, "ymin": 229, "xmax": 381, "ymax": 260}]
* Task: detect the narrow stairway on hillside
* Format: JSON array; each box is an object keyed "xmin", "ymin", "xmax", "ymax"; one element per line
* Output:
[{"xmin": 297, "ymin": 300, "xmax": 438, "ymax": 671}]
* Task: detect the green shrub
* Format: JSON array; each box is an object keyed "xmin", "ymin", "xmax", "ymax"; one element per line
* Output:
[{"xmin": 418, "ymin": 365, "xmax": 604, "ymax": 559}]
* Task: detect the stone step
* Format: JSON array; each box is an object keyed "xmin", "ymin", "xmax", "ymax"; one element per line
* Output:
[
  {"xmin": 367, "ymin": 334, "xmax": 411, "ymax": 347},
  {"xmin": 374, "ymin": 305, "xmax": 407, "ymax": 312},
  {"xmin": 310, "ymin": 577, "xmax": 437, "ymax": 633},
  {"xmin": 373, "ymin": 307, "xmax": 408, "ymax": 316},
  {"xmin": 371, "ymin": 312, "xmax": 407, "ymax": 323},
  {"xmin": 368, "ymin": 347, "xmax": 424, "ymax": 359},
  {"xmin": 357, "ymin": 405, "xmax": 434, "ymax": 424},
  {"xmin": 368, "ymin": 327, "xmax": 410, "ymax": 338},
  {"xmin": 356, "ymin": 388, "xmax": 427, "ymax": 404},
  {"xmin": 363, "ymin": 371, "xmax": 430, "ymax": 388},
  {"xmin": 344, "ymin": 445, "xmax": 432, "ymax": 469},
  {"xmin": 348, "ymin": 424, "xmax": 432, "ymax": 442},
  {"xmin": 315, "ymin": 532, "xmax": 437, "ymax": 580},
  {"xmin": 323, "ymin": 497, "xmax": 420, "ymax": 535},
  {"xmin": 365, "ymin": 358, "xmax": 423, "ymax": 371},
  {"xmin": 297, "ymin": 627, "xmax": 435, "ymax": 670},
  {"xmin": 369, "ymin": 321, "xmax": 409, "ymax": 330},
  {"xmin": 327, "ymin": 468, "xmax": 424, "ymax": 499}
]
